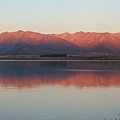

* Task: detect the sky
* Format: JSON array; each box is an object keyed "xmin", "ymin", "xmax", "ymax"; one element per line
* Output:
[{"xmin": 0, "ymin": 0, "xmax": 120, "ymax": 33}]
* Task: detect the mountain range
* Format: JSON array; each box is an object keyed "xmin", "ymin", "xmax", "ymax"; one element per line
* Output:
[{"xmin": 0, "ymin": 30, "xmax": 120, "ymax": 55}]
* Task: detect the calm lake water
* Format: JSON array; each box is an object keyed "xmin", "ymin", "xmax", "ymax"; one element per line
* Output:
[{"xmin": 0, "ymin": 61, "xmax": 120, "ymax": 120}]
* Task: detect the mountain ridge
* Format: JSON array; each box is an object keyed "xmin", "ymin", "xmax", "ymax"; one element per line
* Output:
[{"xmin": 0, "ymin": 30, "xmax": 120, "ymax": 55}]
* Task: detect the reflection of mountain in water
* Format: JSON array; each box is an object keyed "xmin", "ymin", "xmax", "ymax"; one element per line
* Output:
[{"xmin": 0, "ymin": 61, "xmax": 120, "ymax": 89}]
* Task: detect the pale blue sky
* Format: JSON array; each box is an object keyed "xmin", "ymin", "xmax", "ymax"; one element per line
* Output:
[{"xmin": 0, "ymin": 0, "xmax": 120, "ymax": 33}]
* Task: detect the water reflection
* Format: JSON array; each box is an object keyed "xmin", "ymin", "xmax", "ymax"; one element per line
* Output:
[
  {"xmin": 0, "ymin": 61, "xmax": 120, "ymax": 120},
  {"xmin": 0, "ymin": 61, "xmax": 120, "ymax": 89}
]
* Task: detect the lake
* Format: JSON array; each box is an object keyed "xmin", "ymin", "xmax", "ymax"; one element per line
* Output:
[{"xmin": 0, "ymin": 61, "xmax": 120, "ymax": 120}]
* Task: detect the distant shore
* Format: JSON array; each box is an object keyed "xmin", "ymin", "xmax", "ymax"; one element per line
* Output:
[{"xmin": 0, "ymin": 53, "xmax": 120, "ymax": 60}]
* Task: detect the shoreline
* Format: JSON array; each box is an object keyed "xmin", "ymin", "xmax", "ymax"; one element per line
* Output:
[
  {"xmin": 0, "ymin": 58, "xmax": 120, "ymax": 61},
  {"xmin": 0, "ymin": 59, "xmax": 120, "ymax": 62},
  {"xmin": 0, "ymin": 54, "xmax": 120, "ymax": 61}
]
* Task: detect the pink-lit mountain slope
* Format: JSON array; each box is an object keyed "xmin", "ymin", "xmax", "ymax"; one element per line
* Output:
[
  {"xmin": 0, "ymin": 30, "xmax": 120, "ymax": 55},
  {"xmin": 0, "ymin": 30, "xmax": 81, "ymax": 55},
  {"xmin": 54, "ymin": 32, "xmax": 120, "ymax": 52}
]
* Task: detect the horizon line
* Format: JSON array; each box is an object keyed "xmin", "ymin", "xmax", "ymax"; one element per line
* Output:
[{"xmin": 0, "ymin": 30, "xmax": 120, "ymax": 35}]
